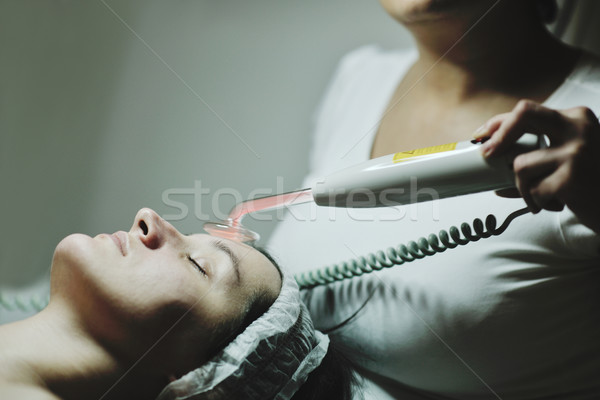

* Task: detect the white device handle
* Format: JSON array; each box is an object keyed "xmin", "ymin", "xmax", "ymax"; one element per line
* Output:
[{"xmin": 312, "ymin": 134, "xmax": 545, "ymax": 208}]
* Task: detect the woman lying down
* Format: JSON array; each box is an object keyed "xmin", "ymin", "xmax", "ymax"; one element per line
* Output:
[{"xmin": 0, "ymin": 208, "xmax": 356, "ymax": 400}]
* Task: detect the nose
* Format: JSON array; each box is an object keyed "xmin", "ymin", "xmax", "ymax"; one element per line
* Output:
[{"xmin": 131, "ymin": 208, "xmax": 179, "ymax": 249}]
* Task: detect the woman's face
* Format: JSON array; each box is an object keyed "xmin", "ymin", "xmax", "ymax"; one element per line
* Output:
[{"xmin": 50, "ymin": 208, "xmax": 281, "ymax": 371}]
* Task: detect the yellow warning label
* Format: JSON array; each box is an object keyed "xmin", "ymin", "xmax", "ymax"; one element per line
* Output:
[{"xmin": 393, "ymin": 142, "xmax": 457, "ymax": 163}]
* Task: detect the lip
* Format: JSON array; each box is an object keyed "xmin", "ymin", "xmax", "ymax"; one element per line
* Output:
[{"xmin": 110, "ymin": 231, "xmax": 128, "ymax": 256}]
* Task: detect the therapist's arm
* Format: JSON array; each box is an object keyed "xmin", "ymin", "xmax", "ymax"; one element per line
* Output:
[{"xmin": 475, "ymin": 99, "xmax": 600, "ymax": 234}]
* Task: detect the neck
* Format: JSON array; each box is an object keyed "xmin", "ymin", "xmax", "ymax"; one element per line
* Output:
[
  {"xmin": 0, "ymin": 301, "xmax": 166, "ymax": 400},
  {"xmin": 403, "ymin": 2, "xmax": 578, "ymax": 101}
]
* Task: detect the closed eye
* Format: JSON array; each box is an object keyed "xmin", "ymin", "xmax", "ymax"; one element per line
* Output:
[{"xmin": 188, "ymin": 256, "xmax": 207, "ymax": 276}]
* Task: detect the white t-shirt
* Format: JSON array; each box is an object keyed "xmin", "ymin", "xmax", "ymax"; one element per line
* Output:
[{"xmin": 268, "ymin": 46, "xmax": 600, "ymax": 400}]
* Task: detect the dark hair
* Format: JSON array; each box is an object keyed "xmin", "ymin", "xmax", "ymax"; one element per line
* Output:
[
  {"xmin": 291, "ymin": 340, "xmax": 360, "ymax": 400},
  {"xmin": 536, "ymin": 0, "xmax": 558, "ymax": 24},
  {"xmin": 206, "ymin": 270, "xmax": 280, "ymax": 359},
  {"xmin": 234, "ymin": 247, "xmax": 284, "ymax": 340}
]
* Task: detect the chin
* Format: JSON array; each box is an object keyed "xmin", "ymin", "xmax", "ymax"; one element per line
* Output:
[
  {"xmin": 52, "ymin": 233, "xmax": 95, "ymax": 268},
  {"xmin": 379, "ymin": 0, "xmax": 471, "ymax": 22},
  {"xmin": 49, "ymin": 234, "xmax": 126, "ymax": 325},
  {"xmin": 50, "ymin": 233, "xmax": 106, "ymax": 294}
]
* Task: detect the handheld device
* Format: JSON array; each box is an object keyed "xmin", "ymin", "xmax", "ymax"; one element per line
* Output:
[
  {"xmin": 204, "ymin": 133, "xmax": 544, "ymax": 241},
  {"xmin": 311, "ymin": 134, "xmax": 543, "ymax": 207}
]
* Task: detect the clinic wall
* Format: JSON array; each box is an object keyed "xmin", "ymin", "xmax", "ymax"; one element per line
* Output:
[{"xmin": 0, "ymin": 1, "xmax": 411, "ymax": 322}]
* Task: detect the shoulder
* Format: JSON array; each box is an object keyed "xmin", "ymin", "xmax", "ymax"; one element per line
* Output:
[
  {"xmin": 557, "ymin": 50, "xmax": 600, "ymax": 113},
  {"xmin": 0, "ymin": 382, "xmax": 61, "ymax": 400},
  {"xmin": 306, "ymin": 45, "xmax": 417, "ymax": 173},
  {"xmin": 315, "ymin": 45, "xmax": 415, "ymax": 111},
  {"xmin": 568, "ymin": 51, "xmax": 600, "ymax": 88},
  {"xmin": 314, "ymin": 44, "xmax": 417, "ymax": 121}
]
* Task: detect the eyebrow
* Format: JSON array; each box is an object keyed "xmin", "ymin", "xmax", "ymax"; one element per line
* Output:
[{"xmin": 212, "ymin": 240, "xmax": 241, "ymax": 284}]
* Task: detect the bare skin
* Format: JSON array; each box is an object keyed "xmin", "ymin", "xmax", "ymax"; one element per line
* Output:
[
  {"xmin": 370, "ymin": 0, "xmax": 580, "ymax": 157},
  {"xmin": 370, "ymin": 0, "xmax": 600, "ymax": 233},
  {"xmin": 0, "ymin": 208, "xmax": 281, "ymax": 400},
  {"xmin": 0, "ymin": 304, "xmax": 143, "ymax": 400}
]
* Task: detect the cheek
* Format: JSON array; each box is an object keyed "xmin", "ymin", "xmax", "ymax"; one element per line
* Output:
[
  {"xmin": 116, "ymin": 251, "xmax": 215, "ymax": 332},
  {"xmin": 127, "ymin": 256, "xmax": 197, "ymax": 311}
]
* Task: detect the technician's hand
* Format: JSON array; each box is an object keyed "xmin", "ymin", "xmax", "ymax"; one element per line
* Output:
[{"xmin": 474, "ymin": 100, "xmax": 600, "ymax": 234}]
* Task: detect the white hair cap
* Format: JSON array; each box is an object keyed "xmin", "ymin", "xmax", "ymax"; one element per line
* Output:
[{"xmin": 156, "ymin": 272, "xmax": 329, "ymax": 400}]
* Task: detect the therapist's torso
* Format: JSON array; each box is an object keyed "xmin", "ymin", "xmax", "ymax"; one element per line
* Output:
[{"xmin": 267, "ymin": 46, "xmax": 600, "ymax": 400}]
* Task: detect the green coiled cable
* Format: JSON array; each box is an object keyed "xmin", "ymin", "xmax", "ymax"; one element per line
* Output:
[
  {"xmin": 294, "ymin": 207, "xmax": 530, "ymax": 290},
  {"xmin": 0, "ymin": 292, "xmax": 49, "ymax": 313}
]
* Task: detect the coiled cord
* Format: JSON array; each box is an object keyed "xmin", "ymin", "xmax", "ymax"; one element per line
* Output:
[
  {"xmin": 294, "ymin": 207, "xmax": 530, "ymax": 290},
  {"xmin": 0, "ymin": 292, "xmax": 49, "ymax": 313}
]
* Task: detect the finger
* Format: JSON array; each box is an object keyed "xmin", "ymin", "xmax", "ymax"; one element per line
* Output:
[
  {"xmin": 543, "ymin": 199, "xmax": 565, "ymax": 212},
  {"xmin": 512, "ymin": 147, "xmax": 562, "ymax": 182},
  {"xmin": 528, "ymin": 165, "xmax": 569, "ymax": 212},
  {"xmin": 515, "ymin": 174, "xmax": 541, "ymax": 213},
  {"xmin": 495, "ymin": 148, "xmax": 562, "ymax": 202},
  {"xmin": 482, "ymin": 100, "xmax": 571, "ymax": 157},
  {"xmin": 495, "ymin": 188, "xmax": 521, "ymax": 198},
  {"xmin": 562, "ymin": 106, "xmax": 600, "ymax": 132},
  {"xmin": 473, "ymin": 113, "xmax": 509, "ymax": 139},
  {"xmin": 513, "ymin": 148, "xmax": 563, "ymax": 213}
]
